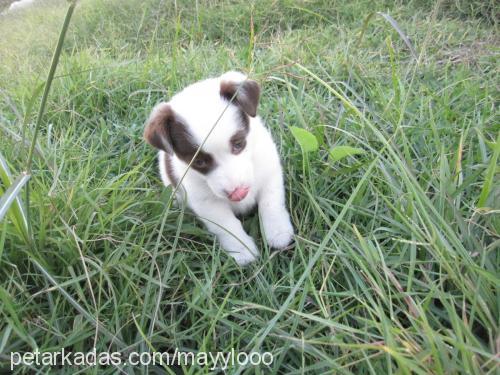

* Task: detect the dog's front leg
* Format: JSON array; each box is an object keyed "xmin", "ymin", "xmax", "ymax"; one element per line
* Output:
[
  {"xmin": 191, "ymin": 200, "xmax": 259, "ymax": 265},
  {"xmin": 258, "ymin": 174, "xmax": 294, "ymax": 249}
]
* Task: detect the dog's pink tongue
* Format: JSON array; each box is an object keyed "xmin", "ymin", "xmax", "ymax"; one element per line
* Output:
[{"xmin": 228, "ymin": 187, "xmax": 249, "ymax": 202}]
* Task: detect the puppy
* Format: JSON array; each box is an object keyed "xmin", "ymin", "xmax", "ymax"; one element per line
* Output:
[{"xmin": 144, "ymin": 71, "xmax": 294, "ymax": 265}]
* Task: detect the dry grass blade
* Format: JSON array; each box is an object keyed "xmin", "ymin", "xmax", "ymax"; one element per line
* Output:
[{"xmin": 377, "ymin": 12, "xmax": 418, "ymax": 60}]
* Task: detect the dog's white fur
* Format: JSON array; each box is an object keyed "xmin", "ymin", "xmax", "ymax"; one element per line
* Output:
[
  {"xmin": 8, "ymin": 0, "xmax": 36, "ymax": 12},
  {"xmin": 145, "ymin": 71, "xmax": 293, "ymax": 265}
]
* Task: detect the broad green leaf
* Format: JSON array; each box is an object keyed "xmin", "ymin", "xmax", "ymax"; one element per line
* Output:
[
  {"xmin": 290, "ymin": 126, "xmax": 318, "ymax": 153},
  {"xmin": 329, "ymin": 146, "xmax": 366, "ymax": 162}
]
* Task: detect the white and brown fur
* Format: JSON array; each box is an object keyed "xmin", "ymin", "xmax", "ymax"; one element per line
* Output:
[{"xmin": 144, "ymin": 71, "xmax": 294, "ymax": 265}]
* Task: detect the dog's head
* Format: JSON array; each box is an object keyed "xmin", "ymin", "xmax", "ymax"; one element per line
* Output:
[{"xmin": 144, "ymin": 71, "xmax": 260, "ymax": 202}]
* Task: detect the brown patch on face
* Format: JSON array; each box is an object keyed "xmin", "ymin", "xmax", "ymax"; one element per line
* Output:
[
  {"xmin": 236, "ymin": 108, "xmax": 249, "ymax": 131},
  {"xmin": 185, "ymin": 150, "xmax": 215, "ymax": 175},
  {"xmin": 144, "ymin": 103, "xmax": 175, "ymax": 153},
  {"xmin": 220, "ymin": 79, "xmax": 260, "ymax": 117},
  {"xmin": 228, "ymin": 108, "xmax": 250, "ymax": 154},
  {"xmin": 230, "ymin": 127, "xmax": 248, "ymax": 155},
  {"xmin": 164, "ymin": 152, "xmax": 179, "ymax": 187},
  {"xmin": 144, "ymin": 103, "xmax": 217, "ymax": 175}
]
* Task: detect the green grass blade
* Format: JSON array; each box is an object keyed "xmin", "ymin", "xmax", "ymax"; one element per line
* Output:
[
  {"xmin": 477, "ymin": 131, "xmax": 500, "ymax": 207},
  {"xmin": 0, "ymin": 152, "xmax": 29, "ymax": 241},
  {"xmin": 26, "ymin": 1, "xmax": 77, "ymax": 172},
  {"xmin": 0, "ymin": 285, "xmax": 37, "ymax": 348},
  {"xmin": 376, "ymin": 12, "xmax": 417, "ymax": 59},
  {"xmin": 0, "ymin": 173, "xmax": 30, "ymax": 223},
  {"xmin": 30, "ymin": 259, "xmax": 127, "ymax": 349}
]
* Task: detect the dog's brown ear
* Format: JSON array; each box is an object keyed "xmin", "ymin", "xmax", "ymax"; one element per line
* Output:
[
  {"xmin": 220, "ymin": 79, "xmax": 260, "ymax": 117},
  {"xmin": 144, "ymin": 103, "xmax": 174, "ymax": 153}
]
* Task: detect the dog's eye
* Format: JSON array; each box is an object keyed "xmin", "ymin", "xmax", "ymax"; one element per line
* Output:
[
  {"xmin": 231, "ymin": 139, "xmax": 246, "ymax": 154},
  {"xmin": 193, "ymin": 158, "xmax": 207, "ymax": 168}
]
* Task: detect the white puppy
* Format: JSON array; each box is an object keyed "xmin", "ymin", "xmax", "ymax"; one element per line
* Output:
[{"xmin": 144, "ymin": 71, "xmax": 294, "ymax": 265}]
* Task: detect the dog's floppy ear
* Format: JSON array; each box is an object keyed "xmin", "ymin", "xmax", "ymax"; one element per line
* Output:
[
  {"xmin": 220, "ymin": 75, "xmax": 260, "ymax": 117},
  {"xmin": 144, "ymin": 102, "xmax": 175, "ymax": 153}
]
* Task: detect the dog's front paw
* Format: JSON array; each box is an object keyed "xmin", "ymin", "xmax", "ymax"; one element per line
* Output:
[
  {"xmin": 223, "ymin": 235, "xmax": 259, "ymax": 266},
  {"xmin": 231, "ymin": 248, "xmax": 258, "ymax": 266},
  {"xmin": 264, "ymin": 214, "xmax": 294, "ymax": 249}
]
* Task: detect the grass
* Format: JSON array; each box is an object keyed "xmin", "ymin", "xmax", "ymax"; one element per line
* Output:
[{"xmin": 0, "ymin": 0, "xmax": 498, "ymax": 373}]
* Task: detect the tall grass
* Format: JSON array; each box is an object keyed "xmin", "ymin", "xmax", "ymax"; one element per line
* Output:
[{"xmin": 0, "ymin": 0, "xmax": 498, "ymax": 373}]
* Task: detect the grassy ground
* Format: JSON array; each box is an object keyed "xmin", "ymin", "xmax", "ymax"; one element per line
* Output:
[{"xmin": 0, "ymin": 0, "xmax": 498, "ymax": 373}]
